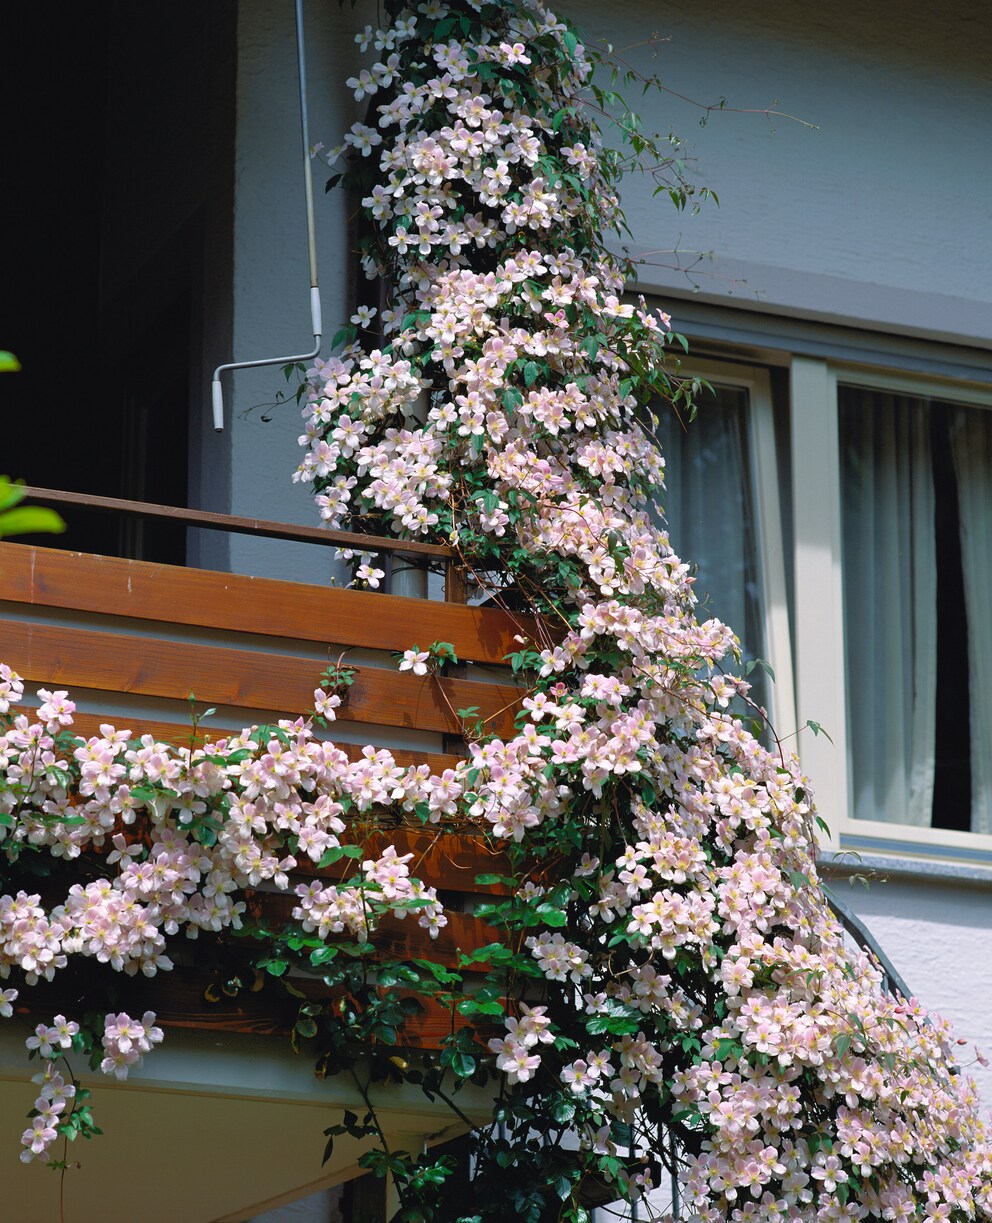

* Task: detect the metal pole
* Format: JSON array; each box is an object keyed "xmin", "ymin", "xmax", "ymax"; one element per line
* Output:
[{"xmin": 211, "ymin": 0, "xmax": 322, "ymax": 431}]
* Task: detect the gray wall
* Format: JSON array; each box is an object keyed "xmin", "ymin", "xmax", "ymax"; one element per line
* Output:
[
  {"xmin": 216, "ymin": 0, "xmax": 365, "ymax": 581},
  {"xmin": 566, "ymin": 0, "xmax": 992, "ymax": 344}
]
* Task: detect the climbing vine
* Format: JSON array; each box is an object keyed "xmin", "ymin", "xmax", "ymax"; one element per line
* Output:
[{"xmin": 2, "ymin": 2, "xmax": 991, "ymax": 1221}]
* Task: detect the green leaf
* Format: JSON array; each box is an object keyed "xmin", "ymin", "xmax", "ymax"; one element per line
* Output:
[
  {"xmin": 535, "ymin": 902, "xmax": 568, "ymax": 928},
  {"xmin": 331, "ymin": 325, "xmax": 357, "ymax": 349},
  {"xmin": 0, "ymin": 505, "xmax": 65, "ymax": 537},
  {"xmin": 412, "ymin": 959, "xmax": 462, "ymax": 985},
  {"xmin": 522, "ymin": 360, "xmax": 541, "ymax": 387},
  {"xmin": 448, "ymin": 1050, "xmax": 476, "ymax": 1078},
  {"xmin": 295, "ymin": 1014, "xmax": 318, "ymax": 1039},
  {"xmin": 316, "ymin": 844, "xmax": 364, "ymax": 868},
  {"xmin": 586, "ymin": 1011, "xmax": 639, "ymax": 1037},
  {"xmin": 128, "ymin": 785, "xmax": 162, "ymax": 804},
  {"xmin": 744, "ymin": 656, "xmax": 776, "ymax": 681},
  {"xmin": 0, "ymin": 351, "xmax": 22, "ymax": 372},
  {"xmin": 805, "ymin": 719, "xmax": 834, "ymax": 743},
  {"xmin": 456, "ymin": 997, "xmax": 505, "ymax": 1017}
]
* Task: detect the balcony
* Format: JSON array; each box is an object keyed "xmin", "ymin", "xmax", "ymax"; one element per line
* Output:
[{"xmin": 0, "ymin": 500, "xmax": 536, "ymax": 1222}]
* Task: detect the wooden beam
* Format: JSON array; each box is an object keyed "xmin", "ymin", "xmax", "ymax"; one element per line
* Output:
[
  {"xmin": 3, "ymin": 619, "xmax": 525, "ymax": 738},
  {"xmin": 0, "ymin": 543, "xmax": 548, "ymax": 662},
  {"xmin": 65, "ymin": 713, "xmax": 468, "ymax": 774},
  {"xmin": 16, "ymin": 968, "xmax": 500, "ymax": 1049}
]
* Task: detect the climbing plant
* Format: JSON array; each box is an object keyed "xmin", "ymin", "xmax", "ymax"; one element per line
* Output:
[{"xmin": 1, "ymin": 2, "xmax": 990, "ymax": 1221}]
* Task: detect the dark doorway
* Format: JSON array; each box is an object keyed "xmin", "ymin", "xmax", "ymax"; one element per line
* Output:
[{"xmin": 0, "ymin": 3, "xmax": 234, "ymax": 564}]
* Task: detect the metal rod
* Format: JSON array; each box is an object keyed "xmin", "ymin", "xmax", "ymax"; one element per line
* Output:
[
  {"xmin": 296, "ymin": 0, "xmax": 318, "ymax": 293},
  {"xmin": 825, "ymin": 887, "xmax": 913, "ymax": 999},
  {"xmin": 670, "ymin": 1129, "xmax": 680, "ymax": 1219},
  {"xmin": 630, "ymin": 1136, "xmax": 638, "ymax": 1222},
  {"xmin": 211, "ymin": 0, "xmax": 322, "ymax": 432}
]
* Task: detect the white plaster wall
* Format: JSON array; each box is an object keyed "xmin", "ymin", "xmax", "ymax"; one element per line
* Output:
[{"xmin": 833, "ymin": 873, "xmax": 992, "ymax": 1107}]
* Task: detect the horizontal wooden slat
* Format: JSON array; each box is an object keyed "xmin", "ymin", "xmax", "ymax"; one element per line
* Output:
[
  {"xmin": 59, "ymin": 746, "xmax": 517, "ymax": 896},
  {"xmin": 19, "ymin": 971, "xmax": 500, "ymax": 1048},
  {"xmin": 244, "ymin": 900, "xmax": 498, "ymax": 972},
  {"xmin": 161, "ymin": 993, "xmax": 498, "ymax": 1049},
  {"xmin": 65, "ymin": 713, "xmax": 467, "ymax": 776},
  {"xmin": 0, "ymin": 543, "xmax": 548, "ymax": 662},
  {"xmin": 4, "ymin": 620, "xmax": 525, "ymax": 738},
  {"xmin": 347, "ymin": 829, "xmax": 515, "ymax": 895},
  {"xmin": 154, "ymin": 987, "xmax": 498, "ymax": 1048}
]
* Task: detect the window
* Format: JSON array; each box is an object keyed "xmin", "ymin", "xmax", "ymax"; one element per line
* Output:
[
  {"xmin": 790, "ymin": 358, "xmax": 992, "ymax": 861},
  {"xmin": 654, "ymin": 360, "xmax": 795, "ymax": 736},
  {"xmin": 839, "ymin": 385, "xmax": 992, "ymax": 836}
]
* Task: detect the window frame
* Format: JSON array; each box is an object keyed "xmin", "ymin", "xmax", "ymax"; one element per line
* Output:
[
  {"xmin": 674, "ymin": 357, "xmax": 797, "ymax": 742},
  {"xmin": 790, "ymin": 356, "xmax": 992, "ymax": 864}
]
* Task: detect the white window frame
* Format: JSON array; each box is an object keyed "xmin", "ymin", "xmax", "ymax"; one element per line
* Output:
[
  {"xmin": 677, "ymin": 358, "xmax": 797, "ymax": 743},
  {"xmin": 790, "ymin": 356, "xmax": 992, "ymax": 863}
]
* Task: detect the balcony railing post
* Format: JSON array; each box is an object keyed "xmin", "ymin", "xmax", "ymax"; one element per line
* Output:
[{"xmin": 445, "ymin": 557, "xmax": 467, "ymax": 604}]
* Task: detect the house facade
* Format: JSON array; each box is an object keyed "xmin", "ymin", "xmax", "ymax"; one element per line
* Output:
[{"xmin": 2, "ymin": 1, "xmax": 990, "ymax": 1220}]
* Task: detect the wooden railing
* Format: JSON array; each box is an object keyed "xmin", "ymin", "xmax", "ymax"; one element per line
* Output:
[
  {"xmin": 0, "ymin": 539, "xmax": 538, "ymax": 1046},
  {"xmin": 19, "ymin": 486, "xmax": 468, "ymax": 600},
  {"xmin": 0, "ymin": 541, "xmax": 532, "ymax": 740}
]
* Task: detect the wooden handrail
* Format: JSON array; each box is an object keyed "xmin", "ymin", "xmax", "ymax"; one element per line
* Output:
[{"xmin": 21, "ymin": 485, "xmax": 453, "ymax": 559}]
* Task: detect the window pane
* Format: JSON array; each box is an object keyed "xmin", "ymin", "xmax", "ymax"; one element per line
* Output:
[
  {"xmin": 839, "ymin": 386, "xmax": 992, "ymax": 834},
  {"xmin": 654, "ymin": 384, "xmax": 768, "ymax": 712}
]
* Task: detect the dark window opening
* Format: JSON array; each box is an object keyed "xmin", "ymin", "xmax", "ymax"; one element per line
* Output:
[{"xmin": 930, "ymin": 411, "xmax": 972, "ymax": 831}]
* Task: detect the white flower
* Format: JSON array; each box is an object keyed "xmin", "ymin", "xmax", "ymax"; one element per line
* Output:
[
  {"xmin": 351, "ymin": 305, "xmax": 378, "ymax": 327},
  {"xmin": 355, "ymin": 562, "xmax": 385, "ymax": 589},
  {"xmin": 399, "ymin": 648, "xmax": 431, "ymax": 676}
]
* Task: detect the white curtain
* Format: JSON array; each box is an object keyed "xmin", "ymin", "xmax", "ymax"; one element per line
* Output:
[
  {"xmin": 840, "ymin": 391, "xmax": 937, "ymax": 826},
  {"xmin": 948, "ymin": 407, "xmax": 992, "ymax": 835},
  {"xmin": 655, "ymin": 386, "xmax": 766, "ymax": 699}
]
